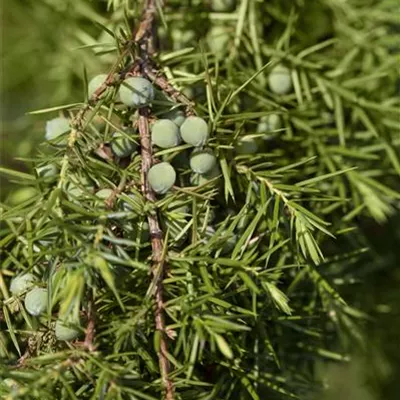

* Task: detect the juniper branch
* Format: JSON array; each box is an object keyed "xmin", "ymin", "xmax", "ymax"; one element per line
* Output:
[
  {"xmin": 135, "ymin": 1, "xmax": 174, "ymax": 398},
  {"xmin": 135, "ymin": 0, "xmax": 194, "ymax": 114},
  {"xmin": 138, "ymin": 107, "xmax": 174, "ymax": 399},
  {"xmin": 3, "ymin": 1, "xmax": 398, "ymax": 398}
]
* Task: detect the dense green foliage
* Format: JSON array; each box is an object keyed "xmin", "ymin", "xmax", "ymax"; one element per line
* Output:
[{"xmin": 1, "ymin": 0, "xmax": 400, "ymax": 399}]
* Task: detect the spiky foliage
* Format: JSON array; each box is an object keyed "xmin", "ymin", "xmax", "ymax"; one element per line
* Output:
[{"xmin": 1, "ymin": 0, "xmax": 399, "ymax": 399}]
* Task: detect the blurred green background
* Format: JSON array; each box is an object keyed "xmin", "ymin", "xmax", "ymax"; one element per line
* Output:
[{"xmin": 1, "ymin": 1, "xmax": 399, "ymax": 399}]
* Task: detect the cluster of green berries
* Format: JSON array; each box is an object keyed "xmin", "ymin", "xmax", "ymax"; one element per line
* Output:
[
  {"xmin": 25, "ymin": 72, "xmax": 283, "ymax": 292},
  {"xmin": 43, "ymin": 69, "xmax": 291, "ymax": 193},
  {"xmin": 89, "ymin": 75, "xmax": 217, "ymax": 195},
  {"xmin": 147, "ymin": 116, "xmax": 217, "ymax": 193},
  {"xmin": 238, "ymin": 64, "xmax": 292, "ymax": 154},
  {"xmin": 43, "ymin": 75, "xmax": 218, "ymax": 198},
  {"xmin": 203, "ymin": 1, "xmax": 291, "ymax": 152},
  {"xmin": 39, "ymin": 67, "xmax": 290, "ymax": 249},
  {"xmin": 149, "ymin": 114, "xmax": 217, "ymax": 194},
  {"xmin": 206, "ymin": 1, "xmax": 237, "ymax": 54},
  {"xmin": 9, "ymin": 273, "xmax": 80, "ymax": 341},
  {"xmin": 43, "ymin": 60, "xmax": 292, "ymax": 195}
]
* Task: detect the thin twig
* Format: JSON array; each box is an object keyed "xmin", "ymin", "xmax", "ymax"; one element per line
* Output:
[
  {"xmin": 138, "ymin": 108, "xmax": 173, "ymax": 399},
  {"xmin": 17, "ymin": 349, "xmax": 31, "ymax": 367},
  {"xmin": 134, "ymin": 0, "xmax": 194, "ymax": 115},
  {"xmin": 133, "ymin": 0, "xmax": 164, "ymax": 55},
  {"xmin": 135, "ymin": 1, "xmax": 174, "ymax": 399},
  {"xmin": 83, "ymin": 298, "xmax": 96, "ymax": 352},
  {"xmin": 105, "ymin": 175, "xmax": 128, "ymax": 209},
  {"xmin": 144, "ymin": 65, "xmax": 195, "ymax": 115}
]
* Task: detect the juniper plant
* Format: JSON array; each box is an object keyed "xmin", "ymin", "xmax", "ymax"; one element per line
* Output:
[{"xmin": 1, "ymin": 0, "xmax": 399, "ymax": 399}]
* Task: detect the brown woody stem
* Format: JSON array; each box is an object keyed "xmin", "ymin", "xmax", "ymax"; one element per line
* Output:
[
  {"xmin": 136, "ymin": 1, "xmax": 174, "ymax": 399},
  {"xmin": 138, "ymin": 108, "xmax": 174, "ymax": 399},
  {"xmin": 83, "ymin": 297, "xmax": 96, "ymax": 352}
]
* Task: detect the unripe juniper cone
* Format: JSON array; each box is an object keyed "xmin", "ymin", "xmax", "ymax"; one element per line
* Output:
[
  {"xmin": 220, "ymin": 232, "xmax": 237, "ymax": 254},
  {"xmin": 148, "ymin": 162, "xmax": 176, "ymax": 194},
  {"xmin": 10, "ymin": 273, "xmax": 36, "ymax": 295},
  {"xmin": 36, "ymin": 164, "xmax": 58, "ymax": 178},
  {"xmin": 66, "ymin": 176, "xmax": 93, "ymax": 199},
  {"xmin": 180, "ymin": 116, "xmax": 209, "ymax": 146},
  {"xmin": 24, "ymin": 287, "xmax": 48, "ymax": 316},
  {"xmin": 55, "ymin": 319, "xmax": 81, "ymax": 341},
  {"xmin": 168, "ymin": 202, "xmax": 191, "ymax": 215},
  {"xmin": 268, "ymin": 64, "xmax": 293, "ymax": 95},
  {"xmin": 8, "ymin": 187, "xmax": 38, "ymax": 205},
  {"xmin": 257, "ymin": 114, "xmax": 282, "ymax": 133},
  {"xmin": 236, "ymin": 136, "xmax": 259, "ymax": 154},
  {"xmin": 190, "ymin": 164, "xmax": 220, "ymax": 186},
  {"xmin": 151, "ymin": 119, "xmax": 181, "ymax": 148},
  {"xmin": 211, "ymin": 0, "xmax": 236, "ymax": 12},
  {"xmin": 111, "ymin": 132, "xmax": 137, "ymax": 158},
  {"xmin": 88, "ymin": 74, "xmax": 108, "ymax": 98},
  {"xmin": 207, "ymin": 25, "xmax": 231, "ymax": 54},
  {"xmin": 165, "ymin": 108, "xmax": 186, "ymax": 127},
  {"xmin": 45, "ymin": 117, "xmax": 70, "ymax": 141},
  {"xmin": 190, "ymin": 149, "xmax": 217, "ymax": 174},
  {"xmin": 95, "ymin": 188, "xmax": 114, "ymax": 206},
  {"xmin": 119, "ymin": 77, "xmax": 154, "ymax": 107}
]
